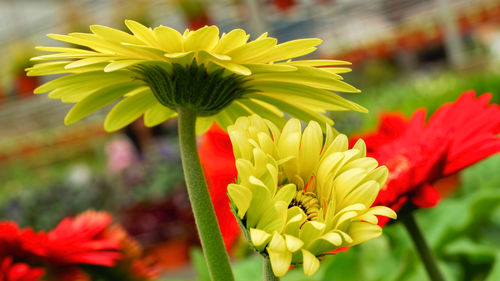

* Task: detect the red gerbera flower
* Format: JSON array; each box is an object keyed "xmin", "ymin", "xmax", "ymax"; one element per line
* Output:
[
  {"xmin": 35, "ymin": 211, "xmax": 121, "ymax": 266},
  {"xmin": 0, "ymin": 222, "xmax": 44, "ymax": 260},
  {"xmin": 199, "ymin": 123, "xmax": 241, "ymax": 251},
  {"xmin": 0, "ymin": 257, "xmax": 44, "ymax": 281},
  {"xmin": 354, "ymin": 91, "xmax": 500, "ymax": 224},
  {"xmin": 0, "ymin": 222, "xmax": 24, "ymax": 258},
  {"xmin": 104, "ymin": 224, "xmax": 163, "ymax": 280}
]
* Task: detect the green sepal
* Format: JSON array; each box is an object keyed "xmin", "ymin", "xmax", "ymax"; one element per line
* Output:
[{"xmin": 132, "ymin": 61, "xmax": 257, "ymax": 116}]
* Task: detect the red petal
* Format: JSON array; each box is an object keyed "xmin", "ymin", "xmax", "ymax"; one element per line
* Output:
[{"xmin": 411, "ymin": 184, "xmax": 441, "ymax": 208}]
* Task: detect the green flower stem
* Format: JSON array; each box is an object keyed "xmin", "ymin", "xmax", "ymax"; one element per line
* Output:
[
  {"xmin": 263, "ymin": 258, "xmax": 280, "ymax": 281},
  {"xmin": 401, "ymin": 212, "xmax": 445, "ymax": 281},
  {"xmin": 177, "ymin": 106, "xmax": 235, "ymax": 281}
]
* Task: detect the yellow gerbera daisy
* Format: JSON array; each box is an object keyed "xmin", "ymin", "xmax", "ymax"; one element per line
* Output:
[
  {"xmin": 227, "ymin": 115, "xmax": 397, "ymax": 277},
  {"xmin": 27, "ymin": 20, "xmax": 365, "ymax": 132}
]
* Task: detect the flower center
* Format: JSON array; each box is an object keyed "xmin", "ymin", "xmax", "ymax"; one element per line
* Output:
[
  {"xmin": 132, "ymin": 61, "xmax": 256, "ymax": 116},
  {"xmin": 289, "ymin": 190, "xmax": 320, "ymax": 221}
]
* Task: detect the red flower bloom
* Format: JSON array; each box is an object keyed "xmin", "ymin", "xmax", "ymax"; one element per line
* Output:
[
  {"xmin": 0, "ymin": 257, "xmax": 44, "ymax": 281},
  {"xmin": 354, "ymin": 91, "xmax": 500, "ymax": 224},
  {"xmin": 104, "ymin": 224, "xmax": 163, "ymax": 280},
  {"xmin": 35, "ymin": 211, "xmax": 121, "ymax": 266},
  {"xmin": 0, "ymin": 222, "xmax": 23, "ymax": 258},
  {"xmin": 0, "ymin": 222, "xmax": 44, "ymax": 259},
  {"xmin": 199, "ymin": 123, "xmax": 240, "ymax": 250}
]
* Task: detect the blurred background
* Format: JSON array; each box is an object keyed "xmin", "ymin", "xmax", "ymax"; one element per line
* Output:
[{"xmin": 0, "ymin": 0, "xmax": 499, "ymax": 280}]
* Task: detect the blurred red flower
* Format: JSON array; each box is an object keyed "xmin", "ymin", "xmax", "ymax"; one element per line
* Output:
[
  {"xmin": 353, "ymin": 91, "xmax": 500, "ymax": 224},
  {"xmin": 104, "ymin": 224, "xmax": 163, "ymax": 279},
  {"xmin": 0, "ymin": 257, "xmax": 44, "ymax": 281},
  {"xmin": 199, "ymin": 123, "xmax": 240, "ymax": 251},
  {"xmin": 35, "ymin": 211, "xmax": 121, "ymax": 266},
  {"xmin": 0, "ymin": 222, "xmax": 43, "ymax": 259},
  {"xmin": 0, "ymin": 222, "xmax": 24, "ymax": 258},
  {"xmin": 0, "ymin": 210, "xmax": 161, "ymax": 280}
]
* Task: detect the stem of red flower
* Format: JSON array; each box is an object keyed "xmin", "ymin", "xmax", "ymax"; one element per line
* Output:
[
  {"xmin": 177, "ymin": 106, "xmax": 235, "ymax": 281},
  {"xmin": 401, "ymin": 212, "xmax": 446, "ymax": 281},
  {"xmin": 263, "ymin": 257, "xmax": 280, "ymax": 281}
]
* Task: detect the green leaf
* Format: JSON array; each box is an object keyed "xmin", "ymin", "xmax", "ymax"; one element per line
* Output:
[
  {"xmin": 190, "ymin": 248, "xmax": 210, "ymax": 281},
  {"xmin": 486, "ymin": 253, "xmax": 500, "ymax": 281}
]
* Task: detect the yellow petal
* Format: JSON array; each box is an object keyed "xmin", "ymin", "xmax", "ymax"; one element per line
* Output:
[
  {"xmin": 267, "ymin": 233, "xmax": 292, "ymax": 277},
  {"xmin": 352, "ymin": 139, "xmax": 367, "ymax": 157},
  {"xmin": 228, "ymin": 184, "xmax": 253, "ymax": 218},
  {"xmin": 64, "ymin": 57, "xmax": 114, "ymax": 69},
  {"xmin": 244, "ymin": 64, "xmax": 297, "ymax": 73},
  {"xmin": 339, "ymin": 158, "xmax": 379, "ymax": 174},
  {"xmin": 340, "ymin": 180, "xmax": 379, "ymax": 210},
  {"xmin": 104, "ymin": 88, "xmax": 156, "ymax": 132},
  {"xmin": 252, "ymin": 38, "xmax": 322, "ymax": 63},
  {"xmin": 307, "ymin": 231, "xmax": 343, "ymax": 256},
  {"xmin": 274, "ymin": 184, "xmax": 296, "ymax": 206},
  {"xmin": 246, "ymin": 181, "xmax": 272, "ymax": 228},
  {"xmin": 268, "ymin": 250, "xmax": 292, "ymax": 278},
  {"xmin": 299, "ymin": 221, "xmax": 326, "ymax": 247},
  {"xmin": 35, "ymin": 46, "xmax": 99, "ymax": 54},
  {"xmin": 210, "ymin": 60, "xmax": 251, "ymax": 76},
  {"xmin": 125, "ymin": 20, "xmax": 162, "ymax": 48},
  {"xmin": 299, "ymin": 121, "xmax": 323, "ymax": 181},
  {"xmin": 282, "ymin": 59, "xmax": 351, "ymax": 67},
  {"xmin": 257, "ymin": 201, "xmax": 287, "ymax": 233},
  {"xmin": 250, "ymin": 228, "xmax": 272, "ymax": 251},
  {"xmin": 268, "ymin": 232, "xmax": 287, "ymax": 252},
  {"xmin": 90, "ymin": 24, "xmax": 143, "ymax": 44},
  {"xmin": 364, "ymin": 166, "xmax": 389, "ymax": 187},
  {"xmin": 323, "ymin": 232, "xmax": 342, "ymax": 246},
  {"xmin": 212, "ymin": 29, "xmax": 249, "ymax": 54},
  {"xmin": 333, "ymin": 168, "xmax": 368, "ymax": 206},
  {"xmin": 153, "ymin": 25, "xmax": 184, "ymax": 52},
  {"xmin": 195, "ymin": 117, "xmax": 214, "ymax": 135},
  {"xmin": 285, "ymin": 207, "xmax": 307, "ymax": 237},
  {"xmin": 301, "ymin": 249, "xmax": 320, "ymax": 276},
  {"xmin": 225, "ymin": 38, "xmax": 277, "ymax": 63},
  {"xmin": 65, "ymin": 84, "xmax": 142, "ymax": 125},
  {"xmin": 285, "ymin": 235, "xmax": 303, "ymax": 252},
  {"xmin": 184, "ymin": 25, "xmax": 219, "ymax": 51},
  {"xmin": 144, "ymin": 103, "xmax": 176, "ymax": 127},
  {"xmin": 364, "ymin": 206, "xmax": 397, "ymax": 220},
  {"xmin": 348, "ymin": 222, "xmax": 382, "ymax": 246},
  {"xmin": 104, "ymin": 60, "xmax": 144, "ymax": 72}
]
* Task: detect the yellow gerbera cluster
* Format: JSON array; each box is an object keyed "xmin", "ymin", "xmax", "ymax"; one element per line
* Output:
[
  {"xmin": 227, "ymin": 115, "xmax": 397, "ymax": 277},
  {"xmin": 27, "ymin": 21, "xmax": 365, "ymax": 132}
]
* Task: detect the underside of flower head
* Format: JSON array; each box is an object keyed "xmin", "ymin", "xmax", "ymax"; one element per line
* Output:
[
  {"xmin": 227, "ymin": 115, "xmax": 397, "ymax": 277},
  {"xmin": 27, "ymin": 20, "xmax": 366, "ymax": 132},
  {"xmin": 132, "ymin": 61, "xmax": 256, "ymax": 116}
]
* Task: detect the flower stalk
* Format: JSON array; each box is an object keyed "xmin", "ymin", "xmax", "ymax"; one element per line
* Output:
[
  {"xmin": 263, "ymin": 258, "xmax": 280, "ymax": 281},
  {"xmin": 177, "ymin": 106, "xmax": 234, "ymax": 281},
  {"xmin": 401, "ymin": 212, "xmax": 445, "ymax": 281}
]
